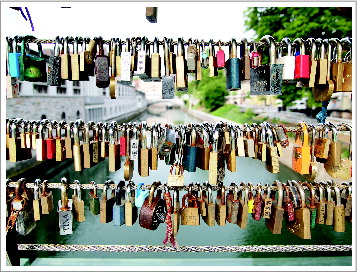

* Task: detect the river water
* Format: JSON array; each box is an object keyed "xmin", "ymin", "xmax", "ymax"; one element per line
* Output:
[{"xmin": 14, "ymin": 109, "xmax": 351, "ymax": 263}]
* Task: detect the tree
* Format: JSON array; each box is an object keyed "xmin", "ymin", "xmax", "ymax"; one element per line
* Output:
[
  {"xmin": 187, "ymin": 68, "xmax": 228, "ymax": 111},
  {"xmin": 244, "ymin": 7, "xmax": 352, "ymax": 107}
]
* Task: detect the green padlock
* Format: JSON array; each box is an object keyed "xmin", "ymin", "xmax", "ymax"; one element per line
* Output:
[{"xmin": 19, "ymin": 35, "xmax": 47, "ymax": 82}]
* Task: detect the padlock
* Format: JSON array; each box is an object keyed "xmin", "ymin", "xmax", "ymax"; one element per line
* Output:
[
  {"xmin": 100, "ymin": 180, "xmax": 115, "ymax": 223},
  {"xmin": 125, "ymin": 182, "xmax": 138, "ymax": 226},
  {"xmin": 129, "ymin": 126, "xmax": 139, "ymax": 161},
  {"xmin": 95, "ymin": 37, "xmax": 110, "ymax": 88},
  {"xmin": 183, "ymin": 127, "xmax": 197, "ymax": 172},
  {"xmin": 292, "ymin": 122, "xmax": 311, "ymax": 174},
  {"xmin": 139, "ymin": 182, "xmax": 167, "ymax": 230},
  {"xmin": 301, "ymin": 124, "xmax": 317, "ymax": 182},
  {"xmin": 73, "ymin": 120, "xmax": 84, "ymax": 171},
  {"xmin": 162, "ymin": 38, "xmax": 175, "ymax": 98},
  {"xmin": 240, "ymin": 38, "xmax": 250, "ymax": 80},
  {"xmin": 88, "ymin": 181, "xmax": 100, "ymax": 215},
  {"xmin": 325, "ymin": 124, "xmax": 341, "ymax": 166},
  {"xmin": 136, "ymin": 36, "xmax": 151, "ymax": 81},
  {"xmin": 120, "ymin": 38, "xmax": 132, "ymax": 85},
  {"xmin": 72, "ymin": 180, "xmax": 85, "ymax": 223},
  {"xmin": 203, "ymin": 183, "xmax": 215, "ymax": 226},
  {"xmin": 209, "ymin": 130, "xmax": 219, "ymax": 185},
  {"xmin": 82, "ymin": 122, "xmax": 93, "ymax": 168},
  {"xmin": 36, "ymin": 121, "xmax": 47, "ymax": 161},
  {"xmin": 265, "ymin": 125, "xmax": 280, "ymax": 173},
  {"xmin": 257, "ymin": 124, "xmax": 267, "ymax": 161},
  {"xmin": 138, "ymin": 125, "xmax": 149, "ymax": 177},
  {"xmin": 109, "ymin": 39, "xmax": 117, "ymax": 99},
  {"xmin": 302, "ymin": 182, "xmax": 317, "ymax": 229},
  {"xmin": 293, "ymin": 38, "xmax": 310, "ymax": 79},
  {"xmin": 216, "ymin": 40, "xmax": 225, "ymax": 69},
  {"xmin": 32, "ymin": 179, "xmax": 41, "ymax": 221},
  {"xmin": 276, "ymin": 37, "xmax": 295, "ymax": 81},
  {"xmin": 130, "ymin": 37, "xmax": 138, "ymax": 74},
  {"xmin": 315, "ymin": 38, "xmax": 328, "ymax": 84},
  {"xmin": 40, "ymin": 180, "xmax": 53, "ymax": 214},
  {"xmin": 108, "ymin": 122, "xmax": 120, "ymax": 172},
  {"xmin": 307, "ymin": 38, "xmax": 318, "ymax": 87},
  {"xmin": 215, "ymin": 183, "xmax": 226, "ymax": 226},
  {"xmin": 261, "ymin": 183, "xmax": 273, "ymax": 219},
  {"xmin": 252, "ymin": 184, "xmax": 263, "ymax": 221},
  {"xmin": 45, "ymin": 121, "xmax": 56, "ymax": 160},
  {"xmin": 175, "ymin": 38, "xmax": 188, "ymax": 91},
  {"xmin": 18, "ymin": 120, "xmax": 32, "ymax": 161},
  {"xmin": 226, "ymin": 38, "xmax": 241, "ymax": 91},
  {"xmin": 343, "ymin": 183, "xmax": 352, "ymax": 220},
  {"xmin": 101, "ymin": 123, "xmax": 110, "ymax": 158},
  {"xmin": 78, "ymin": 37, "xmax": 91, "ymax": 79},
  {"xmin": 201, "ymin": 40, "xmax": 209, "ymax": 69},
  {"xmin": 186, "ymin": 38, "xmax": 197, "ymax": 72},
  {"xmin": 64, "ymin": 121, "xmax": 74, "ymax": 159},
  {"xmin": 19, "ymin": 36, "xmax": 47, "ymax": 82},
  {"xmin": 70, "ymin": 36, "xmax": 80, "ymax": 81},
  {"xmin": 251, "ymin": 35, "xmax": 283, "ymax": 95},
  {"xmin": 168, "ymin": 163, "xmax": 184, "ymax": 186},
  {"xmin": 12, "ymin": 178, "xmax": 36, "ymax": 236},
  {"xmin": 315, "ymin": 181, "xmax": 326, "ymax": 225},
  {"xmin": 286, "ymin": 181, "xmax": 311, "ymax": 239},
  {"xmin": 314, "ymin": 125, "xmax": 330, "ymax": 161},
  {"xmin": 226, "ymin": 183, "xmax": 239, "ymax": 223},
  {"xmin": 149, "ymin": 124, "xmax": 159, "ymax": 170},
  {"xmin": 324, "ymin": 124, "xmax": 352, "ymax": 180},
  {"xmin": 340, "ymin": 37, "xmax": 352, "ymax": 92},
  {"xmin": 283, "ymin": 183, "xmax": 295, "ymax": 222},
  {"xmin": 181, "ymin": 193, "xmax": 200, "ymax": 226},
  {"xmin": 47, "ymin": 36, "xmax": 62, "ymax": 86},
  {"xmin": 135, "ymin": 183, "xmax": 149, "ymax": 208},
  {"xmin": 58, "ymin": 178, "xmax": 73, "ymax": 235},
  {"xmin": 236, "ymin": 127, "xmax": 246, "ymax": 157},
  {"xmin": 92, "ymin": 122, "xmax": 102, "ymax": 164},
  {"xmin": 82, "ymin": 37, "xmax": 96, "ymax": 76},
  {"xmin": 113, "ymin": 181, "xmax": 125, "ymax": 226},
  {"xmin": 237, "ymin": 182, "xmax": 249, "ymax": 229},
  {"xmin": 60, "ymin": 36, "xmax": 71, "ymax": 80},
  {"xmin": 243, "ymin": 125, "xmax": 255, "ymax": 158},
  {"xmin": 266, "ymin": 181, "xmax": 284, "ymax": 234},
  {"xmin": 8, "ymin": 120, "xmax": 22, "ymax": 162},
  {"xmin": 55, "ymin": 121, "xmax": 66, "ymax": 162},
  {"xmin": 7, "ymin": 36, "xmax": 22, "ymax": 77},
  {"xmin": 199, "ymin": 129, "xmax": 210, "ymax": 170},
  {"xmin": 115, "ymin": 38, "xmax": 122, "ymax": 78},
  {"xmin": 330, "ymin": 38, "xmax": 344, "ymax": 92},
  {"xmin": 333, "ymin": 184, "xmax": 345, "ymax": 232},
  {"xmin": 150, "ymin": 37, "xmax": 161, "ymax": 81},
  {"xmin": 312, "ymin": 39, "xmax": 334, "ymax": 101},
  {"xmin": 227, "ymin": 128, "xmax": 237, "ymax": 172},
  {"xmin": 247, "ymin": 184, "xmax": 255, "ymax": 214},
  {"xmin": 208, "ymin": 39, "xmax": 218, "ymax": 77},
  {"xmin": 172, "ymin": 189, "xmax": 180, "ymax": 235}
]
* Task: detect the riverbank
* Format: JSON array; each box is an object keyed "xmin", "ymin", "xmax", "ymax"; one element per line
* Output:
[{"xmin": 184, "ymin": 106, "xmax": 351, "ymax": 183}]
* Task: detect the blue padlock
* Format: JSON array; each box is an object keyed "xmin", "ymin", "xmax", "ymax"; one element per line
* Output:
[
  {"xmin": 7, "ymin": 36, "xmax": 22, "ymax": 77},
  {"xmin": 135, "ymin": 182, "xmax": 149, "ymax": 208},
  {"xmin": 113, "ymin": 181, "xmax": 125, "ymax": 226}
]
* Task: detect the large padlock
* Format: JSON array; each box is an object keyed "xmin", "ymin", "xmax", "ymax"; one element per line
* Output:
[
  {"xmin": 186, "ymin": 38, "xmax": 197, "ymax": 72},
  {"xmin": 215, "ymin": 183, "xmax": 226, "ymax": 226},
  {"xmin": 208, "ymin": 39, "xmax": 218, "ymax": 77},
  {"xmin": 237, "ymin": 182, "xmax": 249, "ymax": 229},
  {"xmin": 72, "ymin": 180, "xmax": 85, "ymax": 223},
  {"xmin": 333, "ymin": 184, "xmax": 345, "ymax": 232},
  {"xmin": 47, "ymin": 36, "xmax": 62, "ymax": 86},
  {"xmin": 113, "ymin": 181, "xmax": 125, "ymax": 226},
  {"xmin": 95, "ymin": 37, "xmax": 110, "ymax": 88},
  {"xmin": 276, "ymin": 37, "xmax": 295, "ymax": 81},
  {"xmin": 266, "ymin": 181, "xmax": 284, "ymax": 234},
  {"xmin": 100, "ymin": 181, "xmax": 115, "ymax": 223},
  {"xmin": 175, "ymin": 38, "xmax": 188, "ymax": 91},
  {"xmin": 330, "ymin": 38, "xmax": 344, "ymax": 92},
  {"xmin": 40, "ymin": 180, "xmax": 54, "ymax": 215},
  {"xmin": 226, "ymin": 183, "xmax": 239, "ymax": 223},
  {"xmin": 125, "ymin": 182, "xmax": 138, "ymax": 226},
  {"xmin": 340, "ymin": 37, "xmax": 352, "ymax": 92},
  {"xmin": 136, "ymin": 36, "xmax": 151, "ymax": 80},
  {"xmin": 292, "ymin": 122, "xmax": 311, "ymax": 174},
  {"xmin": 58, "ymin": 178, "xmax": 73, "ymax": 235},
  {"xmin": 120, "ymin": 38, "xmax": 132, "ymax": 85},
  {"xmin": 226, "ymin": 38, "xmax": 241, "ymax": 91},
  {"xmin": 7, "ymin": 36, "xmax": 21, "ymax": 77},
  {"xmin": 181, "ymin": 193, "xmax": 200, "ymax": 226},
  {"xmin": 203, "ymin": 183, "xmax": 215, "ymax": 226},
  {"xmin": 89, "ymin": 181, "xmax": 100, "ymax": 215},
  {"xmin": 150, "ymin": 37, "xmax": 161, "ymax": 81},
  {"xmin": 216, "ymin": 40, "xmax": 225, "ymax": 69},
  {"xmin": 308, "ymin": 38, "xmax": 318, "ymax": 87},
  {"xmin": 325, "ymin": 124, "xmax": 341, "ymax": 166},
  {"xmin": 315, "ymin": 181, "xmax": 326, "ymax": 225}
]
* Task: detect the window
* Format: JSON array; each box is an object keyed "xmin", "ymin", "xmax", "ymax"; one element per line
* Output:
[
  {"xmin": 76, "ymin": 111, "xmax": 80, "ymax": 118},
  {"xmin": 103, "ymin": 88, "xmax": 106, "ymax": 96},
  {"xmin": 61, "ymin": 112, "xmax": 66, "ymax": 120},
  {"xmin": 57, "ymin": 87, "xmax": 66, "ymax": 94},
  {"xmin": 73, "ymin": 89, "xmax": 81, "ymax": 95},
  {"xmin": 34, "ymin": 84, "xmax": 48, "ymax": 94},
  {"xmin": 61, "ymin": 80, "xmax": 66, "ymax": 86},
  {"xmin": 73, "ymin": 81, "xmax": 80, "ymax": 87}
]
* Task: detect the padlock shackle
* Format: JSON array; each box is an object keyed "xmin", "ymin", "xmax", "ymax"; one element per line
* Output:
[
  {"xmin": 60, "ymin": 177, "xmax": 69, "ymax": 209},
  {"xmin": 230, "ymin": 38, "xmax": 237, "ymax": 59},
  {"xmin": 293, "ymin": 38, "xmax": 306, "ymax": 55},
  {"xmin": 302, "ymin": 182, "xmax": 316, "ymax": 207},
  {"xmin": 291, "ymin": 180, "xmax": 306, "ymax": 209},
  {"xmin": 41, "ymin": 179, "xmax": 50, "ymax": 197},
  {"xmin": 15, "ymin": 178, "xmax": 27, "ymax": 201},
  {"xmin": 273, "ymin": 180, "xmax": 283, "ymax": 208},
  {"xmin": 260, "ymin": 35, "xmax": 276, "ymax": 64},
  {"xmin": 239, "ymin": 182, "xmax": 248, "ymax": 204},
  {"xmin": 177, "ymin": 37, "xmax": 184, "ymax": 56},
  {"xmin": 96, "ymin": 36, "xmax": 104, "ymax": 56},
  {"xmin": 241, "ymin": 38, "xmax": 249, "ymax": 57},
  {"xmin": 333, "ymin": 183, "xmax": 341, "ymax": 206},
  {"xmin": 307, "ymin": 38, "xmax": 317, "ymax": 61},
  {"xmin": 148, "ymin": 181, "xmax": 160, "ymax": 206},
  {"xmin": 73, "ymin": 180, "xmax": 82, "ymax": 200},
  {"xmin": 315, "ymin": 181, "xmax": 325, "ymax": 202},
  {"xmin": 54, "ymin": 36, "xmax": 61, "ymax": 56},
  {"xmin": 153, "ymin": 37, "xmax": 159, "ymax": 54},
  {"xmin": 281, "ymin": 37, "xmax": 292, "ymax": 56},
  {"xmin": 329, "ymin": 38, "xmax": 342, "ymax": 63},
  {"xmin": 33, "ymin": 179, "xmax": 41, "ymax": 200},
  {"xmin": 328, "ymin": 123, "xmax": 338, "ymax": 143}
]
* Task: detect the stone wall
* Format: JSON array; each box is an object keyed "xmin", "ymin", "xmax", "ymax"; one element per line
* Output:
[{"xmin": 6, "ymin": 96, "xmax": 86, "ymax": 121}]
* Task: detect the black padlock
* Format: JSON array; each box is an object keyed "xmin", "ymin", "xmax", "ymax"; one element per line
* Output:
[
  {"xmin": 95, "ymin": 37, "xmax": 110, "ymax": 88},
  {"xmin": 47, "ymin": 36, "xmax": 61, "ymax": 86}
]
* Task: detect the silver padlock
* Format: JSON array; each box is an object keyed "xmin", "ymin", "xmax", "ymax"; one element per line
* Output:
[
  {"xmin": 276, "ymin": 37, "xmax": 295, "ymax": 81},
  {"xmin": 58, "ymin": 177, "xmax": 73, "ymax": 235},
  {"xmin": 162, "ymin": 38, "xmax": 175, "ymax": 99},
  {"xmin": 187, "ymin": 38, "xmax": 197, "ymax": 72},
  {"xmin": 120, "ymin": 38, "xmax": 132, "ymax": 84}
]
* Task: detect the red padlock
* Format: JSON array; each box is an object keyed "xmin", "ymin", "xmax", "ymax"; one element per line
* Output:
[
  {"xmin": 119, "ymin": 129, "xmax": 126, "ymax": 156},
  {"xmin": 293, "ymin": 38, "xmax": 310, "ymax": 79},
  {"xmin": 46, "ymin": 121, "xmax": 56, "ymax": 159},
  {"xmin": 216, "ymin": 40, "xmax": 225, "ymax": 69}
]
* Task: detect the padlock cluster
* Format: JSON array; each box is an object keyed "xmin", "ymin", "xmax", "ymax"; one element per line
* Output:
[
  {"xmin": 6, "ymin": 178, "xmax": 352, "ymax": 242},
  {"xmin": 6, "ymin": 35, "xmax": 352, "ymax": 99},
  {"xmin": 6, "ymin": 119, "xmax": 352, "ymax": 181}
]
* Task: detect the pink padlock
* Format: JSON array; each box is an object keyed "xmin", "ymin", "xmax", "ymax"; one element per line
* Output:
[
  {"xmin": 216, "ymin": 40, "xmax": 225, "ymax": 69},
  {"xmin": 120, "ymin": 136, "xmax": 126, "ymax": 156},
  {"xmin": 294, "ymin": 38, "xmax": 310, "ymax": 79}
]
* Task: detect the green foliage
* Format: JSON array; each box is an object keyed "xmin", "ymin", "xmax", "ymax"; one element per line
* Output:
[
  {"xmin": 211, "ymin": 104, "xmax": 262, "ymax": 124},
  {"xmin": 244, "ymin": 7, "xmax": 352, "ymax": 107},
  {"xmin": 187, "ymin": 68, "xmax": 228, "ymax": 111}
]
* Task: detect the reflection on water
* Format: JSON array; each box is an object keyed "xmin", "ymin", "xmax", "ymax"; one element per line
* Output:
[{"xmin": 15, "ymin": 109, "xmax": 351, "ymax": 261}]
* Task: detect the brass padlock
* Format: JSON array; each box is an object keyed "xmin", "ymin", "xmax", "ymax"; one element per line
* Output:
[
  {"xmin": 64, "ymin": 121, "xmax": 74, "ymax": 159},
  {"xmin": 261, "ymin": 183, "xmax": 273, "ymax": 219},
  {"xmin": 138, "ymin": 125, "xmax": 149, "ymax": 177},
  {"xmin": 341, "ymin": 37, "xmax": 352, "ymax": 92},
  {"xmin": 330, "ymin": 38, "xmax": 344, "ymax": 92},
  {"xmin": 203, "ymin": 183, "xmax": 215, "ymax": 226},
  {"xmin": 243, "ymin": 125, "xmax": 255, "ymax": 158},
  {"xmin": 82, "ymin": 122, "xmax": 93, "ymax": 169},
  {"xmin": 265, "ymin": 125, "xmax": 280, "ymax": 174},
  {"xmin": 149, "ymin": 123, "xmax": 159, "ymax": 170},
  {"xmin": 302, "ymin": 182, "xmax": 317, "ymax": 229},
  {"xmin": 292, "ymin": 122, "xmax": 311, "ymax": 174},
  {"xmin": 181, "ymin": 187, "xmax": 200, "ymax": 226},
  {"xmin": 108, "ymin": 122, "xmax": 120, "ymax": 172},
  {"xmin": 227, "ymin": 128, "xmax": 237, "ymax": 172},
  {"xmin": 266, "ymin": 181, "xmax": 284, "ymax": 234},
  {"xmin": 32, "ymin": 179, "xmax": 41, "ymax": 221},
  {"xmin": 237, "ymin": 182, "xmax": 249, "ymax": 229},
  {"xmin": 72, "ymin": 180, "xmax": 85, "ymax": 223},
  {"xmin": 88, "ymin": 181, "xmax": 100, "ymax": 215},
  {"xmin": 215, "ymin": 183, "xmax": 226, "ymax": 226},
  {"xmin": 314, "ymin": 125, "xmax": 330, "ymax": 161},
  {"xmin": 315, "ymin": 181, "xmax": 326, "ymax": 225},
  {"xmin": 325, "ymin": 124, "xmax": 341, "ymax": 167},
  {"xmin": 73, "ymin": 120, "xmax": 84, "ymax": 171},
  {"xmin": 286, "ymin": 181, "xmax": 311, "ymax": 239},
  {"xmin": 236, "ymin": 127, "xmax": 246, "ymax": 157},
  {"xmin": 100, "ymin": 180, "xmax": 115, "ymax": 223},
  {"xmin": 40, "ymin": 180, "xmax": 54, "ymax": 215},
  {"xmin": 333, "ymin": 184, "xmax": 345, "ymax": 232},
  {"xmin": 226, "ymin": 183, "xmax": 239, "ymax": 224},
  {"xmin": 125, "ymin": 182, "xmax": 138, "ymax": 226},
  {"xmin": 101, "ymin": 123, "xmax": 110, "ymax": 158},
  {"xmin": 209, "ymin": 130, "xmax": 219, "ymax": 185}
]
